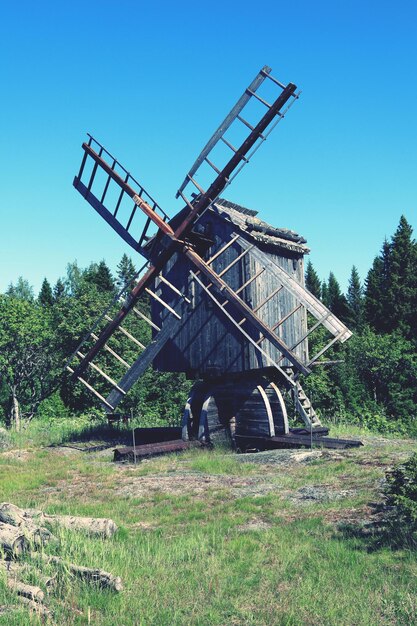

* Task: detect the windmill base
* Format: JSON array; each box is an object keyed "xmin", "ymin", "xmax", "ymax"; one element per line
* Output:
[{"xmin": 181, "ymin": 374, "xmax": 290, "ymax": 447}]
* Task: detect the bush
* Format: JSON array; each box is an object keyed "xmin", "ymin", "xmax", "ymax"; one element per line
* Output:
[{"xmin": 384, "ymin": 453, "xmax": 417, "ymax": 543}]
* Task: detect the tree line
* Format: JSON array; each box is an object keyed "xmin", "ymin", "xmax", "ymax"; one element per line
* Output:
[
  {"xmin": 303, "ymin": 215, "xmax": 417, "ymax": 432},
  {"xmin": 1, "ymin": 216, "xmax": 416, "ymax": 433},
  {"xmin": 0, "ymin": 254, "xmax": 189, "ymax": 429}
]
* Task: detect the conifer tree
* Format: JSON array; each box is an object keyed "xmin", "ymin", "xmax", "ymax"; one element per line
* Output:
[
  {"xmin": 116, "ymin": 254, "xmax": 137, "ymax": 290},
  {"xmin": 327, "ymin": 272, "xmax": 350, "ymax": 322},
  {"xmin": 346, "ymin": 266, "xmax": 364, "ymax": 330},
  {"xmin": 387, "ymin": 215, "xmax": 417, "ymax": 339},
  {"xmin": 38, "ymin": 278, "xmax": 54, "ymax": 307},
  {"xmin": 53, "ymin": 278, "xmax": 66, "ymax": 301},
  {"xmin": 305, "ymin": 260, "xmax": 321, "ymax": 298},
  {"xmin": 84, "ymin": 260, "xmax": 114, "ymax": 293}
]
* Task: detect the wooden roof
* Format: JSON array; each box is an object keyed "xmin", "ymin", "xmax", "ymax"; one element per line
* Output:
[{"xmin": 212, "ymin": 199, "xmax": 309, "ymax": 255}]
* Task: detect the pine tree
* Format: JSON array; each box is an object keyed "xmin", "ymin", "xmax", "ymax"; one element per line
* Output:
[
  {"xmin": 327, "ymin": 272, "xmax": 350, "ymax": 322},
  {"xmin": 95, "ymin": 260, "xmax": 114, "ymax": 292},
  {"xmin": 387, "ymin": 215, "xmax": 417, "ymax": 339},
  {"xmin": 365, "ymin": 216, "xmax": 417, "ymax": 338},
  {"xmin": 321, "ymin": 281, "xmax": 329, "ymax": 307},
  {"xmin": 38, "ymin": 278, "xmax": 54, "ymax": 307},
  {"xmin": 84, "ymin": 261, "xmax": 114, "ymax": 293},
  {"xmin": 346, "ymin": 266, "xmax": 364, "ymax": 330},
  {"xmin": 116, "ymin": 254, "xmax": 137, "ymax": 290},
  {"xmin": 305, "ymin": 260, "xmax": 321, "ymax": 298},
  {"xmin": 364, "ymin": 241, "xmax": 390, "ymax": 332},
  {"xmin": 53, "ymin": 278, "xmax": 66, "ymax": 301}
]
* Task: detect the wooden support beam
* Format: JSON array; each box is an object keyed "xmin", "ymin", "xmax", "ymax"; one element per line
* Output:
[
  {"xmin": 91, "ymin": 334, "xmax": 131, "ymax": 369},
  {"xmin": 104, "ymin": 316, "xmax": 146, "ymax": 349},
  {"xmin": 132, "ymin": 307, "xmax": 161, "ymax": 331},
  {"xmin": 76, "ymin": 352, "xmax": 126, "ymax": 395},
  {"xmin": 256, "ymin": 303, "xmax": 303, "ymax": 345},
  {"xmin": 190, "ymin": 271, "xmax": 296, "ymax": 385},
  {"xmin": 206, "ymin": 234, "xmax": 240, "ymax": 266},
  {"xmin": 158, "ymin": 274, "xmax": 191, "ymax": 304},
  {"xmin": 66, "ymin": 366, "xmax": 114, "ymax": 410},
  {"xmin": 145, "ymin": 288, "xmax": 182, "ymax": 320},
  {"xmin": 253, "ymin": 285, "xmax": 284, "ymax": 313},
  {"xmin": 106, "ymin": 317, "xmax": 183, "ymax": 409}
]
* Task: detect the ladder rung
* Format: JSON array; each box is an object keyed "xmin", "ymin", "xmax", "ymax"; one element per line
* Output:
[
  {"xmin": 158, "ymin": 274, "xmax": 191, "ymax": 304},
  {"xmin": 100, "ymin": 169, "xmax": 114, "ymax": 204},
  {"xmin": 254, "ymin": 285, "xmax": 284, "ymax": 313},
  {"xmin": 187, "ymin": 174, "xmax": 205, "ymax": 195},
  {"xmin": 218, "ymin": 245, "xmax": 254, "ymax": 278},
  {"xmin": 237, "ymin": 115, "xmax": 266, "ymax": 140},
  {"xmin": 220, "ymin": 136, "xmax": 237, "ymax": 153},
  {"xmin": 206, "ymin": 234, "xmax": 240, "ymax": 265},
  {"xmin": 66, "ymin": 366, "xmax": 114, "ymax": 410},
  {"xmin": 145, "ymin": 289, "xmax": 182, "ymax": 320},
  {"xmin": 236, "ymin": 267, "xmax": 265, "ymax": 295},
  {"xmin": 91, "ymin": 333, "xmax": 131, "ymax": 369},
  {"xmin": 132, "ymin": 307, "xmax": 161, "ymax": 331},
  {"xmin": 263, "ymin": 71, "xmax": 286, "ymax": 90},
  {"xmin": 104, "ymin": 315, "xmax": 146, "ymax": 349},
  {"xmin": 126, "ymin": 204, "xmax": 137, "ymax": 231},
  {"xmin": 177, "ymin": 190, "xmax": 196, "ymax": 212},
  {"xmin": 207, "ymin": 245, "xmax": 254, "ymax": 290},
  {"xmin": 246, "ymin": 89, "xmax": 272, "ymax": 109},
  {"xmin": 221, "ymin": 267, "xmax": 265, "ymax": 306},
  {"xmin": 77, "ymin": 352, "xmax": 126, "ymax": 394},
  {"xmin": 204, "ymin": 157, "xmax": 221, "ymax": 175}
]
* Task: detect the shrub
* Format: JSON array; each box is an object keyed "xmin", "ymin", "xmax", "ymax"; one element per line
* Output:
[{"xmin": 384, "ymin": 453, "xmax": 417, "ymax": 543}]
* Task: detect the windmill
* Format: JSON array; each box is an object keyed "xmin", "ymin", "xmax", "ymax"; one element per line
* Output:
[{"xmin": 67, "ymin": 66, "xmax": 352, "ymax": 451}]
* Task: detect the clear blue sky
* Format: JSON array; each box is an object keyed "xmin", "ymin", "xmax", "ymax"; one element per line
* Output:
[{"xmin": 1, "ymin": 0, "xmax": 416, "ymax": 294}]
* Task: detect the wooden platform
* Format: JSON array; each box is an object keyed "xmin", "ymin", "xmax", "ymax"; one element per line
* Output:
[
  {"xmin": 114, "ymin": 439, "xmax": 199, "ymax": 462},
  {"xmin": 235, "ymin": 431, "xmax": 363, "ymax": 451}
]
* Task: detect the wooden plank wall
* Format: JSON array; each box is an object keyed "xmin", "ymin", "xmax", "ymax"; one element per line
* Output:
[{"xmin": 152, "ymin": 209, "xmax": 307, "ymax": 376}]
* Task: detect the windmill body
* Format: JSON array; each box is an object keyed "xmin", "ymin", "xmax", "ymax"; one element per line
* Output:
[{"xmin": 66, "ymin": 66, "xmax": 352, "ymax": 450}]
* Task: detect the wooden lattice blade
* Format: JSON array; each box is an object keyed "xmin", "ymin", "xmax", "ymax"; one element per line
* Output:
[{"xmin": 235, "ymin": 235, "xmax": 352, "ymax": 345}]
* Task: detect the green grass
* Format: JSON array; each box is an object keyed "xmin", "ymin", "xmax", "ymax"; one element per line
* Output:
[{"xmin": 0, "ymin": 419, "xmax": 417, "ymax": 624}]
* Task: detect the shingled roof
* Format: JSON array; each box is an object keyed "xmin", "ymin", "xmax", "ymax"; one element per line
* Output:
[{"xmin": 212, "ymin": 198, "xmax": 309, "ymax": 255}]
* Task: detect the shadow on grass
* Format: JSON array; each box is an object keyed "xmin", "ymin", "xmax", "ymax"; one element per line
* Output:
[
  {"xmin": 49, "ymin": 421, "xmax": 135, "ymax": 449},
  {"xmin": 337, "ymin": 503, "xmax": 417, "ymax": 552}
]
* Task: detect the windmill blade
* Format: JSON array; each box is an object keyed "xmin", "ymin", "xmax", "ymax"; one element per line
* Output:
[
  {"xmin": 181, "ymin": 244, "xmax": 310, "ymax": 376},
  {"xmin": 174, "ymin": 66, "xmax": 298, "ymax": 236},
  {"xmin": 70, "ymin": 67, "xmax": 299, "ymax": 383},
  {"xmin": 73, "ymin": 135, "xmax": 171, "ymax": 253}
]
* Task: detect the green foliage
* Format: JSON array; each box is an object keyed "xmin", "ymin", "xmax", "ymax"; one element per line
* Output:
[
  {"xmin": 6, "ymin": 277, "xmax": 34, "ymax": 301},
  {"xmin": 116, "ymin": 253, "xmax": 137, "ymax": 290},
  {"xmin": 346, "ymin": 266, "xmax": 364, "ymax": 330},
  {"xmin": 305, "ymin": 260, "xmax": 321, "ymax": 298},
  {"xmin": 38, "ymin": 278, "xmax": 54, "ymax": 307},
  {"xmin": 365, "ymin": 217, "xmax": 417, "ymax": 339},
  {"xmin": 0, "ymin": 295, "xmax": 58, "ymax": 424},
  {"xmin": 385, "ymin": 453, "xmax": 417, "ymax": 543}
]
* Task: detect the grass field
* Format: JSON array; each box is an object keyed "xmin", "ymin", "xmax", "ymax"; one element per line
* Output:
[{"xmin": 0, "ymin": 420, "xmax": 416, "ymax": 625}]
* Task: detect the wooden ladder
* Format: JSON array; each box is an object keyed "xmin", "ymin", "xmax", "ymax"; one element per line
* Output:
[{"xmin": 292, "ymin": 381, "xmax": 322, "ymax": 429}]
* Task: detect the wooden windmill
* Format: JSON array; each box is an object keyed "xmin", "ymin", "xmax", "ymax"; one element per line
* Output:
[{"xmin": 67, "ymin": 66, "xmax": 352, "ymax": 450}]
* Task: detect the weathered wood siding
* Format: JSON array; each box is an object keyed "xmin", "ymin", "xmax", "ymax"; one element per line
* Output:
[{"xmin": 152, "ymin": 209, "xmax": 308, "ymax": 376}]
